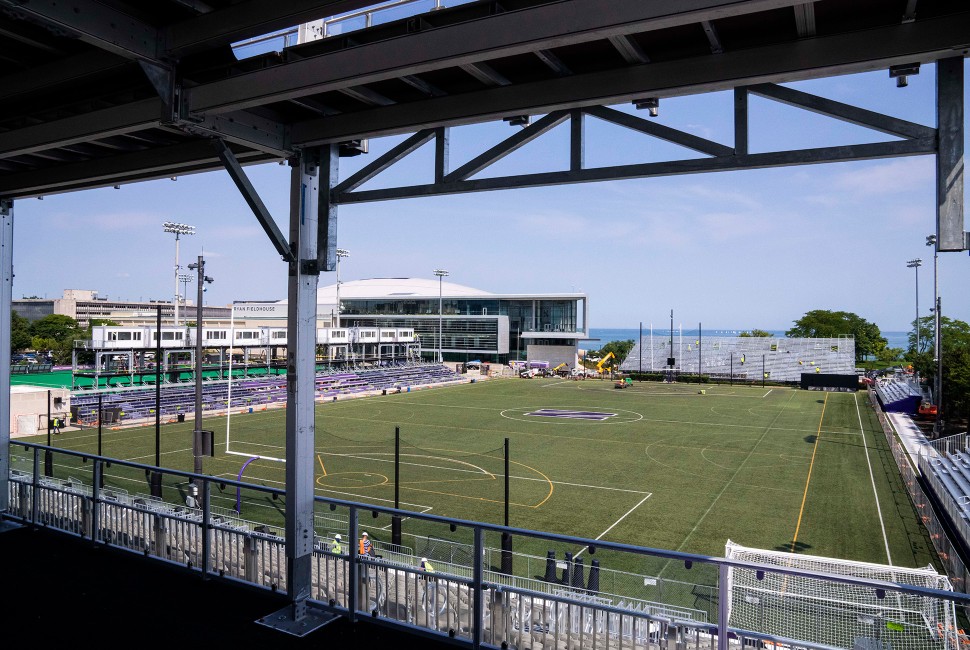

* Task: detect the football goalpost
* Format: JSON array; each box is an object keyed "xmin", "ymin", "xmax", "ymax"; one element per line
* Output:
[
  {"xmin": 224, "ymin": 302, "xmax": 290, "ymax": 463},
  {"xmin": 724, "ymin": 541, "xmax": 959, "ymax": 650}
]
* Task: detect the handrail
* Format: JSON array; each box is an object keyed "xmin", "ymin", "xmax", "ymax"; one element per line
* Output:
[{"xmin": 6, "ymin": 440, "xmax": 970, "ymax": 650}]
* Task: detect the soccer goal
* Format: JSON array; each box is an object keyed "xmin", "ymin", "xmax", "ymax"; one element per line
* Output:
[{"xmin": 724, "ymin": 541, "xmax": 959, "ymax": 650}]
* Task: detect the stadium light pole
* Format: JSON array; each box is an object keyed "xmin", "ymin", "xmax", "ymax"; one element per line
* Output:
[
  {"xmin": 163, "ymin": 222, "xmax": 195, "ymax": 326},
  {"xmin": 906, "ymin": 258, "xmax": 922, "ymax": 386},
  {"xmin": 178, "ymin": 273, "xmax": 192, "ymax": 312},
  {"xmin": 434, "ymin": 269, "xmax": 449, "ymax": 363},
  {"xmin": 335, "ymin": 248, "xmax": 349, "ymax": 327},
  {"xmin": 187, "ymin": 255, "xmax": 213, "ymax": 484},
  {"xmin": 926, "ymin": 235, "xmax": 942, "ymax": 436}
]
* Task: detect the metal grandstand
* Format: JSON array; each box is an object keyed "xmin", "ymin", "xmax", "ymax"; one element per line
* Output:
[{"xmin": 619, "ymin": 336, "xmax": 856, "ymax": 382}]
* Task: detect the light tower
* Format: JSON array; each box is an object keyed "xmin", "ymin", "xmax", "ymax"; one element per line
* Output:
[
  {"xmin": 163, "ymin": 221, "xmax": 195, "ymax": 325},
  {"xmin": 335, "ymin": 248, "xmax": 349, "ymax": 327},
  {"xmin": 433, "ymin": 269, "xmax": 449, "ymax": 363},
  {"xmin": 906, "ymin": 257, "xmax": 922, "ymax": 386},
  {"xmin": 926, "ymin": 235, "xmax": 942, "ymax": 436},
  {"xmin": 187, "ymin": 256, "xmax": 213, "ymax": 483}
]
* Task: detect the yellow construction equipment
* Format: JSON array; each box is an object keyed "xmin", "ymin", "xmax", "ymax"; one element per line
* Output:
[{"xmin": 596, "ymin": 352, "xmax": 616, "ymax": 374}]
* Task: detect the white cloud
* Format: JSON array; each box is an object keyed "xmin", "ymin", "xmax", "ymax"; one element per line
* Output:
[{"xmin": 831, "ymin": 159, "xmax": 934, "ymax": 196}]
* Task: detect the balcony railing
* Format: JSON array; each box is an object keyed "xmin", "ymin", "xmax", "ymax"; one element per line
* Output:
[{"xmin": 5, "ymin": 441, "xmax": 969, "ymax": 650}]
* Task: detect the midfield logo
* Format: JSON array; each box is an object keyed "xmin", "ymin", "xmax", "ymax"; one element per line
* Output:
[{"xmin": 525, "ymin": 409, "xmax": 617, "ymax": 421}]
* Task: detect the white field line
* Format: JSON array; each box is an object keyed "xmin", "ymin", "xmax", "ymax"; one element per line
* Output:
[
  {"xmin": 575, "ymin": 494, "xmax": 652, "ymax": 559},
  {"xmin": 660, "ymin": 390, "xmax": 798, "ymax": 574},
  {"xmin": 239, "ymin": 472, "xmax": 435, "ymax": 511},
  {"xmin": 325, "ymin": 451, "xmax": 650, "ymax": 494},
  {"xmin": 855, "ymin": 393, "xmax": 892, "ymax": 565},
  {"xmin": 512, "ymin": 475, "xmax": 651, "ymax": 495},
  {"xmin": 763, "ymin": 390, "xmax": 772, "ymax": 398}
]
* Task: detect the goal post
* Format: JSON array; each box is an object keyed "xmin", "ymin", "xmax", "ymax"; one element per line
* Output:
[{"xmin": 724, "ymin": 541, "xmax": 958, "ymax": 650}]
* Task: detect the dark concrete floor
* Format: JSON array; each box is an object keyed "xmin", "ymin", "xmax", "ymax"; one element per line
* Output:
[{"xmin": 0, "ymin": 521, "xmax": 459, "ymax": 648}]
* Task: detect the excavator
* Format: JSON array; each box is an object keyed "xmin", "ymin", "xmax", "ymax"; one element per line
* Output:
[
  {"xmin": 552, "ymin": 362, "xmax": 569, "ymax": 377},
  {"xmin": 596, "ymin": 352, "xmax": 616, "ymax": 374}
]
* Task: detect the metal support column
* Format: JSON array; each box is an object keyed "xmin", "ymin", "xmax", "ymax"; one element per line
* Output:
[
  {"xmin": 936, "ymin": 57, "xmax": 965, "ymax": 252},
  {"xmin": 261, "ymin": 145, "xmax": 339, "ymax": 635},
  {"xmin": 0, "ymin": 199, "xmax": 13, "ymax": 519}
]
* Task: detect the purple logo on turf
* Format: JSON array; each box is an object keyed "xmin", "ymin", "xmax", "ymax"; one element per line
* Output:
[{"xmin": 525, "ymin": 409, "xmax": 616, "ymax": 421}]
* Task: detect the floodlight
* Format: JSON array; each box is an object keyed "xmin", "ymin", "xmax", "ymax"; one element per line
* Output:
[
  {"xmin": 633, "ymin": 97, "xmax": 659, "ymax": 117},
  {"xmin": 889, "ymin": 63, "xmax": 920, "ymax": 88},
  {"xmin": 164, "ymin": 222, "xmax": 195, "ymax": 325},
  {"xmin": 434, "ymin": 270, "xmax": 449, "ymax": 363}
]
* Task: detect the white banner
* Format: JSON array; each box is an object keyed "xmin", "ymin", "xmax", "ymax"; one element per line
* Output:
[
  {"xmin": 231, "ymin": 303, "xmax": 288, "ymax": 319},
  {"xmin": 231, "ymin": 303, "xmax": 336, "ymax": 319}
]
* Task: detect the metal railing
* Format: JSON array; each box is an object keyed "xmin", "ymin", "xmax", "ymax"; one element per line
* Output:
[
  {"xmin": 868, "ymin": 390, "xmax": 970, "ymax": 596},
  {"xmin": 6, "ymin": 440, "xmax": 970, "ymax": 650}
]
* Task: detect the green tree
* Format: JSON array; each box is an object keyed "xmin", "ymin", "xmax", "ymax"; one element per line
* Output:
[
  {"xmin": 739, "ymin": 329, "xmax": 773, "ymax": 337},
  {"xmin": 28, "ymin": 315, "xmax": 84, "ymax": 364},
  {"xmin": 911, "ymin": 316, "xmax": 970, "ymax": 431},
  {"xmin": 10, "ymin": 311, "xmax": 32, "ymax": 351},
  {"xmin": 786, "ymin": 310, "xmax": 886, "ymax": 362},
  {"xmin": 596, "ymin": 339, "xmax": 636, "ymax": 365},
  {"xmin": 31, "ymin": 314, "xmax": 82, "ymax": 341}
]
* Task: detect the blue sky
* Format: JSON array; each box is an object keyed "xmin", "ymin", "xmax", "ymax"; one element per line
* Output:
[{"xmin": 11, "ymin": 62, "xmax": 968, "ymax": 332}]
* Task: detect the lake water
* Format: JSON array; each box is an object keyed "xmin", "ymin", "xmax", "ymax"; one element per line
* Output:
[{"xmin": 581, "ymin": 327, "xmax": 910, "ymax": 352}]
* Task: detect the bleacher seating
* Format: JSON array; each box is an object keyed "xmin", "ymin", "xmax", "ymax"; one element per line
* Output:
[
  {"xmin": 618, "ymin": 335, "xmax": 856, "ymax": 382},
  {"xmin": 874, "ymin": 376, "xmax": 922, "ymax": 413},
  {"xmin": 70, "ymin": 362, "xmax": 464, "ymax": 424}
]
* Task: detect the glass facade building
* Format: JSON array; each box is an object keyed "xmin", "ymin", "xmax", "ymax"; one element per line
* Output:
[{"xmin": 324, "ymin": 279, "xmax": 588, "ymax": 364}]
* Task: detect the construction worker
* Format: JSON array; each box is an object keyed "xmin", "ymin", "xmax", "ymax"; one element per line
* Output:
[
  {"xmin": 420, "ymin": 557, "xmax": 438, "ymax": 610},
  {"xmin": 52, "ymin": 417, "xmax": 61, "ymax": 434},
  {"xmin": 359, "ymin": 531, "xmax": 373, "ymax": 557},
  {"xmin": 331, "ymin": 534, "xmax": 343, "ymax": 555}
]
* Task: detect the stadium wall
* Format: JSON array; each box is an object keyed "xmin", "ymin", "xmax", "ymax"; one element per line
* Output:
[{"xmin": 800, "ymin": 373, "xmax": 859, "ymax": 391}]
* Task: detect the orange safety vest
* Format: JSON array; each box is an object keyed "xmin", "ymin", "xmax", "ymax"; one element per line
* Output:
[{"xmin": 359, "ymin": 538, "xmax": 372, "ymax": 555}]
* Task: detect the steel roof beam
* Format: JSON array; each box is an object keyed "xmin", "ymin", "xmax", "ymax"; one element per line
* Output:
[
  {"xmin": 0, "ymin": 98, "xmax": 161, "ymax": 159},
  {"xmin": 335, "ymin": 138, "xmax": 937, "ymax": 204},
  {"xmin": 0, "ymin": 140, "xmax": 272, "ymax": 199},
  {"xmin": 164, "ymin": 0, "xmax": 376, "ymax": 57},
  {"xmin": 0, "ymin": 51, "xmax": 129, "ymax": 102},
  {"xmin": 186, "ymin": 0, "xmax": 808, "ymax": 114},
  {"xmin": 700, "ymin": 20, "xmax": 723, "ymax": 55},
  {"xmin": 292, "ymin": 13, "xmax": 968, "ymax": 145},
  {"xmin": 749, "ymin": 83, "xmax": 936, "ymax": 139},
  {"xmin": 609, "ymin": 34, "xmax": 650, "ymax": 64},
  {"xmin": 213, "ymin": 139, "xmax": 294, "ymax": 262},
  {"xmin": 793, "ymin": 3, "xmax": 815, "ymax": 37},
  {"xmin": 584, "ymin": 106, "xmax": 733, "ymax": 157},
  {"xmin": 0, "ymin": 0, "xmax": 161, "ymax": 64},
  {"xmin": 534, "ymin": 50, "xmax": 572, "ymax": 76}
]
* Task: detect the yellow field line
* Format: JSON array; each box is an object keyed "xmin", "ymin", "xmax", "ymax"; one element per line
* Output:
[
  {"xmin": 790, "ymin": 392, "xmax": 828, "ymax": 553},
  {"xmin": 401, "ymin": 485, "xmax": 537, "ymax": 508},
  {"xmin": 403, "ymin": 477, "xmax": 496, "ymax": 486},
  {"xmin": 317, "ymin": 454, "xmax": 327, "ymax": 477}
]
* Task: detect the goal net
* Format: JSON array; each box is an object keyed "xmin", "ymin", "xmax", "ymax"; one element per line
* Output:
[{"xmin": 725, "ymin": 541, "xmax": 958, "ymax": 650}]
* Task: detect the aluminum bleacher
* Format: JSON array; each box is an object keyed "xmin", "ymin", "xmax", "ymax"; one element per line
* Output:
[
  {"xmin": 70, "ymin": 362, "xmax": 464, "ymax": 425},
  {"xmin": 874, "ymin": 376, "xmax": 922, "ymax": 413},
  {"xmin": 618, "ymin": 335, "xmax": 856, "ymax": 382}
]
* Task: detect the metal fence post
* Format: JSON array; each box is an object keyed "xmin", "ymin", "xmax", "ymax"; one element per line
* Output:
[
  {"xmin": 31, "ymin": 447, "xmax": 40, "ymax": 526},
  {"xmin": 202, "ymin": 479, "xmax": 211, "ymax": 577},
  {"xmin": 718, "ymin": 562, "xmax": 729, "ymax": 650},
  {"xmin": 91, "ymin": 460, "xmax": 102, "ymax": 543},
  {"xmin": 473, "ymin": 526, "xmax": 483, "ymax": 649},
  {"xmin": 348, "ymin": 504, "xmax": 359, "ymax": 622}
]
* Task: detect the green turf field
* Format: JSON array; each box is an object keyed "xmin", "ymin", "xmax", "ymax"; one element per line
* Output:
[{"xmin": 21, "ymin": 377, "xmax": 938, "ymax": 585}]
